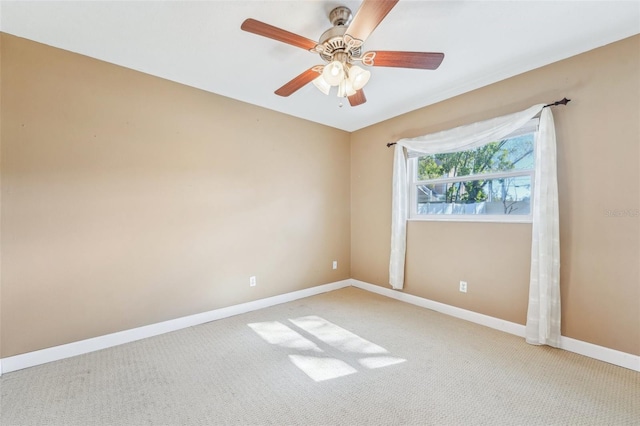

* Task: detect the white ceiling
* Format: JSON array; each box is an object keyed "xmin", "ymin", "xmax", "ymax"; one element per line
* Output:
[{"xmin": 1, "ymin": 1, "xmax": 639, "ymax": 131}]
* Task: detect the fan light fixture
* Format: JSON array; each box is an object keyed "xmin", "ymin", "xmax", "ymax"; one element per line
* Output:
[
  {"xmin": 322, "ymin": 60, "xmax": 345, "ymax": 85},
  {"xmin": 348, "ymin": 65, "xmax": 371, "ymax": 90},
  {"xmin": 316, "ymin": 62, "xmax": 371, "ymax": 98},
  {"xmin": 312, "ymin": 75, "xmax": 331, "ymax": 95}
]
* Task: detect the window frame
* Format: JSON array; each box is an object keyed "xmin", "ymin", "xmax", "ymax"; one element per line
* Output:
[{"xmin": 408, "ymin": 119, "xmax": 539, "ymax": 223}]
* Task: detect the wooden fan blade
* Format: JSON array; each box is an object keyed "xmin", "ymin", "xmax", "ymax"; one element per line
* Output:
[
  {"xmin": 344, "ymin": 0, "xmax": 399, "ymax": 46},
  {"xmin": 275, "ymin": 67, "xmax": 322, "ymax": 97},
  {"xmin": 241, "ymin": 18, "xmax": 320, "ymax": 52},
  {"xmin": 363, "ymin": 51, "xmax": 445, "ymax": 69},
  {"xmin": 348, "ymin": 89, "xmax": 367, "ymax": 107}
]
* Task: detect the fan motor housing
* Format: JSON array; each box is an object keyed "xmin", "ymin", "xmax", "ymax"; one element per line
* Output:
[{"xmin": 319, "ymin": 7, "xmax": 361, "ymax": 63}]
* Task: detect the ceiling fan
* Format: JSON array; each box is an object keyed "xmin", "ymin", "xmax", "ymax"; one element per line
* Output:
[{"xmin": 241, "ymin": 0, "xmax": 444, "ymax": 107}]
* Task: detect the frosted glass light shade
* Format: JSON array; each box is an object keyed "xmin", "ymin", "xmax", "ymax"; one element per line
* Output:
[
  {"xmin": 345, "ymin": 79, "xmax": 356, "ymax": 96},
  {"xmin": 322, "ymin": 61, "xmax": 344, "ymax": 86},
  {"xmin": 337, "ymin": 79, "xmax": 356, "ymax": 98},
  {"xmin": 312, "ymin": 76, "xmax": 331, "ymax": 95},
  {"xmin": 348, "ymin": 65, "xmax": 371, "ymax": 90}
]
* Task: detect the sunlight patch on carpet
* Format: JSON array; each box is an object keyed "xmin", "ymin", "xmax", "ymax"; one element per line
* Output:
[
  {"xmin": 247, "ymin": 321, "xmax": 323, "ymax": 352},
  {"xmin": 288, "ymin": 355, "xmax": 357, "ymax": 381},
  {"xmin": 358, "ymin": 356, "xmax": 406, "ymax": 369},
  {"xmin": 289, "ymin": 315, "xmax": 388, "ymax": 354},
  {"xmin": 248, "ymin": 316, "xmax": 406, "ymax": 382}
]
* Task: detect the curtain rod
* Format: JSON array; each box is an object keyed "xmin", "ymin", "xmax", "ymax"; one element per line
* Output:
[{"xmin": 386, "ymin": 97, "xmax": 571, "ymax": 147}]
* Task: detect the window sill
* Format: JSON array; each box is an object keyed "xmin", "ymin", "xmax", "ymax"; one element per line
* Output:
[{"xmin": 409, "ymin": 215, "xmax": 533, "ymax": 224}]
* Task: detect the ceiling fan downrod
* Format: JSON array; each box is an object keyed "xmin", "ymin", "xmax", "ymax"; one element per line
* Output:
[{"xmin": 329, "ymin": 6, "xmax": 352, "ymax": 27}]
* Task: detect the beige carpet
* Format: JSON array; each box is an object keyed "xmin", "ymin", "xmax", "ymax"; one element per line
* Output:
[{"xmin": 1, "ymin": 287, "xmax": 639, "ymax": 425}]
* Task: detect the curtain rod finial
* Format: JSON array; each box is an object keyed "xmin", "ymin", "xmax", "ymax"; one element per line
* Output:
[{"xmin": 545, "ymin": 97, "xmax": 571, "ymax": 108}]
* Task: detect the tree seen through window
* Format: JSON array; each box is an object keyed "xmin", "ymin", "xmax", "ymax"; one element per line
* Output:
[{"xmin": 415, "ymin": 134, "xmax": 534, "ymax": 215}]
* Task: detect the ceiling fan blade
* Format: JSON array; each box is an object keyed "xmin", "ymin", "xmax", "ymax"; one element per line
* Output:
[
  {"xmin": 344, "ymin": 0, "xmax": 399, "ymax": 47},
  {"xmin": 362, "ymin": 51, "xmax": 445, "ymax": 69},
  {"xmin": 275, "ymin": 67, "xmax": 322, "ymax": 97},
  {"xmin": 241, "ymin": 18, "xmax": 321, "ymax": 52},
  {"xmin": 348, "ymin": 89, "xmax": 367, "ymax": 107}
]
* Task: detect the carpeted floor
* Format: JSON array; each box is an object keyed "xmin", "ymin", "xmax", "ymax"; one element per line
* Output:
[{"xmin": 1, "ymin": 287, "xmax": 639, "ymax": 425}]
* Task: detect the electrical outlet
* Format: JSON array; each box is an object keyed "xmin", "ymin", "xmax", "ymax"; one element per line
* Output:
[
  {"xmin": 332, "ymin": 261, "xmax": 338, "ymax": 270},
  {"xmin": 459, "ymin": 281, "xmax": 467, "ymax": 293},
  {"xmin": 250, "ymin": 276, "xmax": 256, "ymax": 287}
]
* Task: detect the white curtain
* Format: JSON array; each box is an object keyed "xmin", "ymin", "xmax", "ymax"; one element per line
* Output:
[
  {"xmin": 389, "ymin": 104, "xmax": 561, "ymax": 347},
  {"xmin": 525, "ymin": 108, "xmax": 561, "ymax": 347}
]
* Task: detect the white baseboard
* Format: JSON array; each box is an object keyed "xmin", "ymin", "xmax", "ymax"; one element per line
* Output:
[
  {"xmin": 558, "ymin": 335, "xmax": 640, "ymax": 372},
  {"xmin": 0, "ymin": 279, "xmax": 351, "ymax": 375},
  {"xmin": 349, "ymin": 279, "xmax": 526, "ymax": 337},
  {"xmin": 2, "ymin": 278, "xmax": 638, "ymax": 375},
  {"xmin": 349, "ymin": 279, "xmax": 640, "ymax": 372}
]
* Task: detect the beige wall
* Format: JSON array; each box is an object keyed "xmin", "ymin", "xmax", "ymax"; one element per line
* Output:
[
  {"xmin": 351, "ymin": 35, "xmax": 640, "ymax": 356},
  {"xmin": 0, "ymin": 34, "xmax": 351, "ymax": 357}
]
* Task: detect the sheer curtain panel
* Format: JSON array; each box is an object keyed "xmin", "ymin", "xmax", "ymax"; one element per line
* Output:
[
  {"xmin": 525, "ymin": 108, "xmax": 561, "ymax": 347},
  {"xmin": 389, "ymin": 104, "xmax": 561, "ymax": 347}
]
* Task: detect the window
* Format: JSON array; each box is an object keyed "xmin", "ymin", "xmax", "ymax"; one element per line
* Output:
[{"xmin": 408, "ymin": 120, "xmax": 538, "ymax": 222}]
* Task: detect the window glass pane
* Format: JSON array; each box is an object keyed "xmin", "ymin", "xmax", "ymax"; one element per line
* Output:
[
  {"xmin": 416, "ymin": 134, "xmax": 534, "ymax": 181},
  {"xmin": 416, "ymin": 176, "xmax": 531, "ymax": 215}
]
